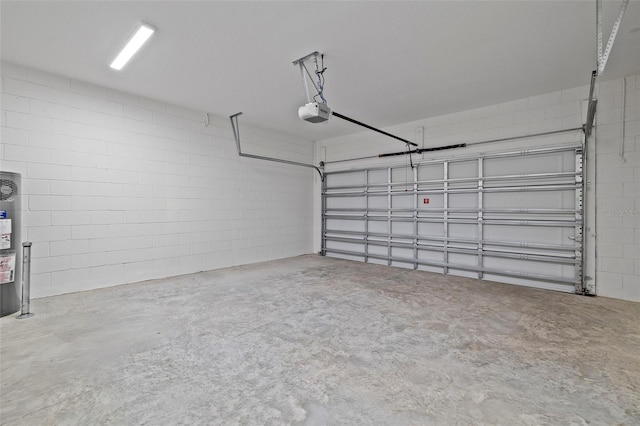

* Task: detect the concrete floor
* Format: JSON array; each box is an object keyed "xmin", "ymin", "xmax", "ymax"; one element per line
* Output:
[{"xmin": 1, "ymin": 255, "xmax": 639, "ymax": 425}]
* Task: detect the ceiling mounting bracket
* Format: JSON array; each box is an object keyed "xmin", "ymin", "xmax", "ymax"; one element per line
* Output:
[
  {"xmin": 597, "ymin": 0, "xmax": 630, "ymax": 75},
  {"xmin": 584, "ymin": 0, "xmax": 628, "ymax": 136},
  {"xmin": 292, "ymin": 51, "xmax": 320, "ymax": 66},
  {"xmin": 229, "ymin": 112, "xmax": 324, "ymax": 181}
]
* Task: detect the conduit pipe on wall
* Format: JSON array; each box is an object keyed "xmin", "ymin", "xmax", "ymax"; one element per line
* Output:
[
  {"xmin": 620, "ymin": 76, "xmax": 627, "ymax": 162},
  {"xmin": 230, "ymin": 112, "xmax": 324, "ymax": 181}
]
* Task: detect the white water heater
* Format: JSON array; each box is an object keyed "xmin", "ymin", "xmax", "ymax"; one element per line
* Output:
[{"xmin": 0, "ymin": 172, "xmax": 21, "ymax": 317}]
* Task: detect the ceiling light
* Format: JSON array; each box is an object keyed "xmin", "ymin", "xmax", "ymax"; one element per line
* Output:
[{"xmin": 110, "ymin": 24, "xmax": 155, "ymax": 70}]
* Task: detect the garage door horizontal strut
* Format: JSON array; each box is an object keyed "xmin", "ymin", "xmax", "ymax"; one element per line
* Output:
[{"xmin": 230, "ymin": 112, "xmax": 324, "ymax": 180}]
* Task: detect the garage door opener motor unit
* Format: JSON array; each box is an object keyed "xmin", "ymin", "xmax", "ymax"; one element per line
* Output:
[{"xmin": 293, "ymin": 51, "xmax": 418, "ymax": 148}]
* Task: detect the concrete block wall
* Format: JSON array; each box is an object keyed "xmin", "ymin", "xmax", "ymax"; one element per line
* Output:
[
  {"xmin": 1, "ymin": 62, "xmax": 315, "ymax": 298},
  {"xmin": 316, "ymin": 74, "xmax": 640, "ymax": 302},
  {"xmin": 594, "ymin": 76, "xmax": 640, "ymax": 301}
]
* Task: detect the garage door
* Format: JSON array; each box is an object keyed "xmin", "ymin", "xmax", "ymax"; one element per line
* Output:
[{"xmin": 321, "ymin": 145, "xmax": 584, "ymax": 293}]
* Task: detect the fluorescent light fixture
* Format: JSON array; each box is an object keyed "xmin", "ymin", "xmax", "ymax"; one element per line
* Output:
[{"xmin": 110, "ymin": 24, "xmax": 155, "ymax": 70}]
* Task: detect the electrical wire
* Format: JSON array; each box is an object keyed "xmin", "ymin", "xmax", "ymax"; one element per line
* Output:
[
  {"xmin": 319, "ymin": 54, "xmax": 326, "ymax": 92},
  {"xmin": 313, "ymin": 54, "xmax": 327, "ymax": 104},
  {"xmin": 302, "ymin": 57, "xmax": 327, "ymax": 104}
]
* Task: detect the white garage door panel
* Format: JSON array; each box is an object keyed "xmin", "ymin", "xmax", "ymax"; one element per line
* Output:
[
  {"xmin": 483, "ymin": 224, "xmax": 562, "ymax": 244},
  {"xmin": 326, "ymin": 240, "xmax": 364, "ymax": 253},
  {"xmin": 449, "ymin": 223, "xmax": 478, "ymax": 239},
  {"xmin": 325, "ymin": 222, "xmax": 364, "ymax": 236},
  {"xmin": 483, "ymin": 191, "xmax": 573, "ymax": 209},
  {"xmin": 367, "ymin": 221, "xmax": 388, "ymax": 235},
  {"xmin": 417, "ymin": 222, "xmax": 444, "ymax": 236},
  {"xmin": 449, "ymin": 193, "xmax": 478, "ymax": 209},
  {"xmin": 322, "ymin": 144, "xmax": 584, "ymax": 293},
  {"xmin": 484, "ymin": 151, "xmax": 574, "ymax": 176},
  {"xmin": 418, "ymin": 164, "xmax": 444, "ymax": 181},
  {"xmin": 326, "ymin": 197, "xmax": 365, "ymax": 209},
  {"xmin": 326, "ymin": 170, "xmax": 365, "ymax": 186},
  {"xmin": 449, "ymin": 160, "xmax": 478, "ymax": 179},
  {"xmin": 391, "ymin": 222, "xmax": 413, "ymax": 235},
  {"xmin": 368, "ymin": 196, "xmax": 388, "ymax": 209}
]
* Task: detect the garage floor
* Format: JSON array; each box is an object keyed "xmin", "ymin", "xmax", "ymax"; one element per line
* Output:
[{"xmin": 1, "ymin": 255, "xmax": 638, "ymax": 425}]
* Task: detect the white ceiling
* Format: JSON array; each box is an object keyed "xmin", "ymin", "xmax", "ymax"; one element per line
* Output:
[{"xmin": 1, "ymin": 1, "xmax": 639, "ymax": 141}]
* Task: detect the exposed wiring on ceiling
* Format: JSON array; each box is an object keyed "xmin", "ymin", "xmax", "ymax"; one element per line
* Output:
[
  {"xmin": 302, "ymin": 62, "xmax": 323, "ymax": 102},
  {"xmin": 313, "ymin": 53, "xmax": 327, "ymax": 104},
  {"xmin": 299, "ymin": 54, "xmax": 327, "ymax": 104}
]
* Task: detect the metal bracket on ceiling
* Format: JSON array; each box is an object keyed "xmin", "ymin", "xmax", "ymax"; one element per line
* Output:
[
  {"xmin": 229, "ymin": 112, "xmax": 324, "ymax": 181},
  {"xmin": 584, "ymin": 0, "xmax": 629, "ymax": 137},
  {"xmin": 597, "ymin": 0, "xmax": 630, "ymax": 75},
  {"xmin": 293, "ymin": 51, "xmax": 327, "ymax": 105},
  {"xmin": 292, "ymin": 51, "xmax": 320, "ymax": 67}
]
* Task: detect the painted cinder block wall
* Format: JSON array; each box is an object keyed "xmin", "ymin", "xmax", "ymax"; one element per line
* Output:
[
  {"xmin": 0, "ymin": 62, "xmax": 316, "ymax": 298},
  {"xmin": 1, "ymin": 60, "xmax": 637, "ymax": 302},
  {"xmin": 593, "ymin": 76, "xmax": 640, "ymax": 301},
  {"xmin": 316, "ymin": 74, "xmax": 640, "ymax": 302}
]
